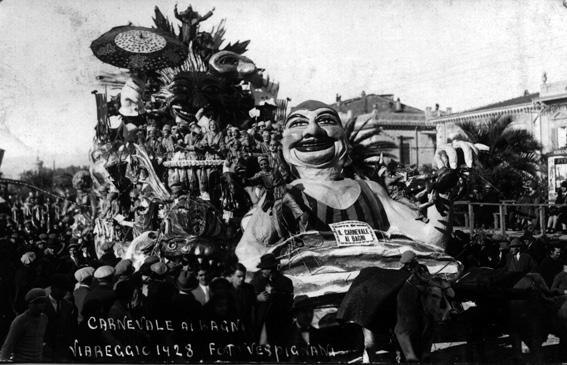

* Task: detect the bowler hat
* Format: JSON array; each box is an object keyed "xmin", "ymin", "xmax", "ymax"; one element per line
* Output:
[
  {"xmin": 292, "ymin": 295, "xmax": 313, "ymax": 312},
  {"xmin": 510, "ymin": 238, "xmax": 523, "ymax": 248},
  {"xmin": 257, "ymin": 253, "xmax": 279, "ymax": 269},
  {"xmin": 177, "ymin": 270, "xmax": 198, "ymax": 291}
]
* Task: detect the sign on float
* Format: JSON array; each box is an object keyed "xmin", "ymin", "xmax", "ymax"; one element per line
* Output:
[{"xmin": 329, "ymin": 220, "xmax": 378, "ymax": 246}]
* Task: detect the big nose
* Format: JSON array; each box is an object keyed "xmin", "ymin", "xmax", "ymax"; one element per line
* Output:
[{"xmin": 302, "ymin": 119, "xmax": 325, "ymax": 138}]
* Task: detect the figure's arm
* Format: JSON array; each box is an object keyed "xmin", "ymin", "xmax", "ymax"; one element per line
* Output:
[
  {"xmin": 366, "ymin": 180, "xmax": 450, "ymax": 248},
  {"xmin": 373, "ymin": 141, "xmax": 488, "ymax": 248}
]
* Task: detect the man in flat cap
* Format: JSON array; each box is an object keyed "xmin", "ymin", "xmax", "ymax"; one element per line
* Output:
[
  {"xmin": 84, "ymin": 265, "xmax": 116, "ymax": 316},
  {"xmin": 73, "ymin": 267, "xmax": 94, "ymax": 324},
  {"xmin": 0, "ymin": 288, "xmax": 48, "ymax": 362}
]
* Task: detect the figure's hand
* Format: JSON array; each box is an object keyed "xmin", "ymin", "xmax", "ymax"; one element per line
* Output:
[{"xmin": 434, "ymin": 141, "xmax": 488, "ymax": 170}]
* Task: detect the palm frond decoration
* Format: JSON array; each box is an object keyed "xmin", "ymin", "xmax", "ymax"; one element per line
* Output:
[{"xmin": 343, "ymin": 115, "xmax": 398, "ymax": 179}]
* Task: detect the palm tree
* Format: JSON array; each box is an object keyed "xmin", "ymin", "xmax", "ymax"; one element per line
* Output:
[{"xmin": 454, "ymin": 115, "xmax": 542, "ymax": 200}]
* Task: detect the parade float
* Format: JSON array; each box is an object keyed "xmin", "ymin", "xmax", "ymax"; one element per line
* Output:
[{"xmin": 86, "ymin": 3, "xmax": 474, "ymax": 319}]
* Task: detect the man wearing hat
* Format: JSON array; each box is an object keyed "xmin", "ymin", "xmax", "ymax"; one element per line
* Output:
[
  {"xmin": 84, "ymin": 265, "xmax": 116, "ymax": 316},
  {"xmin": 250, "ymin": 253, "xmax": 294, "ymax": 345},
  {"xmin": 146, "ymin": 262, "xmax": 177, "ymax": 319},
  {"xmin": 288, "ymin": 295, "xmax": 323, "ymax": 360},
  {"xmin": 44, "ymin": 274, "xmax": 75, "ymax": 362},
  {"xmin": 400, "ymin": 250, "xmax": 430, "ymax": 281},
  {"xmin": 504, "ymin": 238, "xmax": 537, "ymax": 273},
  {"xmin": 491, "ymin": 239, "xmax": 510, "ymax": 269},
  {"xmin": 0, "ymin": 288, "xmax": 48, "ymax": 362},
  {"xmin": 172, "ymin": 270, "xmax": 202, "ymax": 322},
  {"xmin": 73, "ymin": 267, "xmax": 94, "ymax": 324}
]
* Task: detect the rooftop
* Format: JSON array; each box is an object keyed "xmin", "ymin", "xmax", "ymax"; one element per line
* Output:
[{"xmin": 465, "ymin": 92, "xmax": 539, "ymax": 113}]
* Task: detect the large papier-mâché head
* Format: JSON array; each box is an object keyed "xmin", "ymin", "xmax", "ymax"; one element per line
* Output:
[{"xmin": 282, "ymin": 100, "xmax": 348, "ymax": 179}]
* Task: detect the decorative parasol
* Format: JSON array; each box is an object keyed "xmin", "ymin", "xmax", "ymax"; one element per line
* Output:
[{"xmin": 91, "ymin": 25, "xmax": 188, "ymax": 71}]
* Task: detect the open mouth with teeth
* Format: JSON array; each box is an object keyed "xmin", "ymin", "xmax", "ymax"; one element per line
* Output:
[{"xmin": 294, "ymin": 136, "xmax": 335, "ymax": 152}]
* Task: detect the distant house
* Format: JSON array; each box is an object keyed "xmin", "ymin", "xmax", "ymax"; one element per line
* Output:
[
  {"xmin": 329, "ymin": 92, "xmax": 437, "ymax": 167},
  {"xmin": 431, "ymin": 90, "xmax": 541, "ymax": 147}
]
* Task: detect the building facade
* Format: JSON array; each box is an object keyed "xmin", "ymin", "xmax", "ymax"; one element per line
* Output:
[{"xmin": 431, "ymin": 77, "xmax": 567, "ymax": 200}]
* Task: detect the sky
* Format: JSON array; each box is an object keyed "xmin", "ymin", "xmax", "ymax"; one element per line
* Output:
[{"xmin": 2, "ymin": 0, "xmax": 567, "ymax": 176}]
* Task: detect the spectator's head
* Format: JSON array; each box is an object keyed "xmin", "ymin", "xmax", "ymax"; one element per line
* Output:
[
  {"xmin": 510, "ymin": 238, "xmax": 522, "ymax": 254},
  {"xmin": 524, "ymin": 224, "xmax": 535, "ymax": 237},
  {"xmin": 400, "ymin": 250, "xmax": 417, "ymax": 267},
  {"xmin": 115, "ymin": 259, "xmax": 134, "ymax": 278},
  {"xmin": 265, "ymin": 120, "xmax": 273, "ymax": 130},
  {"xmin": 258, "ymin": 155, "xmax": 270, "ymax": 171},
  {"xmin": 162, "ymin": 124, "xmax": 171, "ymax": 136},
  {"xmin": 258, "ymin": 121, "xmax": 266, "ymax": 132},
  {"xmin": 226, "ymin": 263, "xmax": 246, "ymax": 288},
  {"xmin": 498, "ymin": 240, "xmax": 510, "ymax": 252},
  {"xmin": 94, "ymin": 265, "xmax": 115, "ymax": 284},
  {"xmin": 21, "ymin": 251, "xmax": 36, "ymax": 266},
  {"xmin": 74, "ymin": 267, "xmax": 95, "ymax": 286},
  {"xmin": 150, "ymin": 261, "xmax": 169, "ymax": 280},
  {"xmin": 257, "ymin": 253, "xmax": 278, "ymax": 277},
  {"xmin": 25, "ymin": 288, "xmax": 48, "ymax": 315},
  {"xmin": 269, "ymin": 140, "xmax": 279, "ymax": 153},
  {"xmin": 177, "ymin": 270, "xmax": 198, "ymax": 293},
  {"xmin": 209, "ymin": 119, "xmax": 219, "ymax": 133},
  {"xmin": 550, "ymin": 246, "xmax": 562, "ymax": 260},
  {"xmin": 292, "ymin": 295, "xmax": 314, "ymax": 329},
  {"xmin": 262, "ymin": 130, "xmax": 271, "ymax": 143},
  {"xmin": 196, "ymin": 266, "xmax": 210, "ymax": 286}
]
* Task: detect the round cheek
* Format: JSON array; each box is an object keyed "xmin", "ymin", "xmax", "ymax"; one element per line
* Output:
[{"xmin": 282, "ymin": 132, "xmax": 300, "ymax": 152}]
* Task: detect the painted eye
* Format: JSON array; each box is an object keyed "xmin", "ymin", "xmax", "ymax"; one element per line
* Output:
[
  {"xmin": 318, "ymin": 117, "xmax": 337, "ymax": 125},
  {"xmin": 288, "ymin": 119, "xmax": 308, "ymax": 128},
  {"xmin": 168, "ymin": 242, "xmax": 178, "ymax": 250}
]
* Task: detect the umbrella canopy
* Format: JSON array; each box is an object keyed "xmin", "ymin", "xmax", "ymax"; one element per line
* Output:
[{"xmin": 91, "ymin": 25, "xmax": 188, "ymax": 71}]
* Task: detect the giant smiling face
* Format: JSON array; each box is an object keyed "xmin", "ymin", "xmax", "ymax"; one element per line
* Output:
[{"xmin": 282, "ymin": 100, "xmax": 348, "ymax": 170}]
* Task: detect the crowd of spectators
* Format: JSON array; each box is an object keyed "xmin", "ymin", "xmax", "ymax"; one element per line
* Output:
[
  {"xmin": 0, "ymin": 198, "xmax": 320, "ymax": 362},
  {"xmin": 449, "ymin": 226, "xmax": 567, "ymax": 293}
]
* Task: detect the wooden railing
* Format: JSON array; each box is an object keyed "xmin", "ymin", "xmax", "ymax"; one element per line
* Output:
[{"xmin": 452, "ymin": 201, "xmax": 560, "ymax": 235}]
